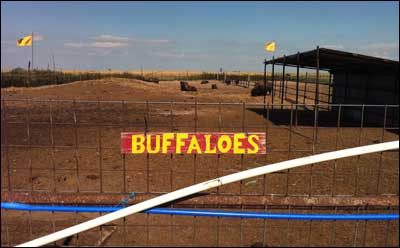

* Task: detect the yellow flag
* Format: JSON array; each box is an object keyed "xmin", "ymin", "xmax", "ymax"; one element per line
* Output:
[
  {"xmin": 17, "ymin": 35, "xmax": 32, "ymax": 46},
  {"xmin": 265, "ymin": 41, "xmax": 275, "ymax": 52}
]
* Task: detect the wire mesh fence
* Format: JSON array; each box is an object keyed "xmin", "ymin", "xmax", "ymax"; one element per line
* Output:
[
  {"xmin": 1, "ymin": 99, "xmax": 398, "ymax": 196},
  {"xmin": 1, "ymin": 205, "xmax": 399, "ymax": 247},
  {"xmin": 1, "ymin": 99, "xmax": 399, "ymax": 246}
]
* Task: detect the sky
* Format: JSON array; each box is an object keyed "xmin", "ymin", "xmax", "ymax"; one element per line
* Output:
[{"xmin": 1, "ymin": 1, "xmax": 399, "ymax": 72}]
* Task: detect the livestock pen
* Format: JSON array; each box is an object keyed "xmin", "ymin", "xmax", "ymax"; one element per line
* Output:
[{"xmin": 1, "ymin": 97, "xmax": 399, "ymax": 247}]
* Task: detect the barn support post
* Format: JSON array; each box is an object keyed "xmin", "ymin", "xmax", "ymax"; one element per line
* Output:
[
  {"xmin": 344, "ymin": 71, "xmax": 349, "ymax": 104},
  {"xmin": 285, "ymin": 75, "xmax": 288, "ymax": 99},
  {"xmin": 263, "ymin": 59, "xmax": 267, "ymax": 116},
  {"xmin": 392, "ymin": 74, "xmax": 399, "ymax": 126},
  {"xmin": 271, "ymin": 56, "xmax": 275, "ymax": 109},
  {"xmin": 315, "ymin": 46, "xmax": 320, "ymax": 108},
  {"xmin": 303, "ymin": 72, "xmax": 308, "ymax": 105},
  {"xmin": 295, "ymin": 52, "xmax": 300, "ymax": 125},
  {"xmin": 281, "ymin": 55, "xmax": 286, "ymax": 110},
  {"xmin": 328, "ymin": 72, "xmax": 332, "ymax": 111},
  {"xmin": 364, "ymin": 73, "xmax": 370, "ymax": 102}
]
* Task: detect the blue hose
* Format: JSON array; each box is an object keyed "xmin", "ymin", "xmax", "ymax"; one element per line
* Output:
[{"xmin": 1, "ymin": 202, "xmax": 398, "ymax": 220}]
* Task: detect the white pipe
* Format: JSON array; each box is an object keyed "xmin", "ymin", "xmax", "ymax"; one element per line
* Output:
[{"xmin": 17, "ymin": 140, "xmax": 399, "ymax": 247}]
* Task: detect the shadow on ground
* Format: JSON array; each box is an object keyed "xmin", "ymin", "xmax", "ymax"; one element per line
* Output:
[{"xmin": 248, "ymin": 107, "xmax": 399, "ymax": 133}]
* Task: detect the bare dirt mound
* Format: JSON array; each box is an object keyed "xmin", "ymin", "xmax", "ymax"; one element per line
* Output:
[
  {"xmin": 1, "ymin": 78, "xmax": 262, "ymax": 103},
  {"xmin": 1, "ymin": 78, "xmax": 186, "ymax": 101}
]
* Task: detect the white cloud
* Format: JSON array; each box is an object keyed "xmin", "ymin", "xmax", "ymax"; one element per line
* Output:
[
  {"xmin": 136, "ymin": 38, "xmax": 171, "ymax": 44},
  {"xmin": 64, "ymin": 42, "xmax": 88, "ymax": 48},
  {"xmin": 359, "ymin": 43, "xmax": 398, "ymax": 50},
  {"xmin": 320, "ymin": 44, "xmax": 345, "ymax": 50},
  {"xmin": 92, "ymin": 34, "xmax": 171, "ymax": 45},
  {"xmin": 93, "ymin": 34, "xmax": 131, "ymax": 42},
  {"xmin": 65, "ymin": 41, "xmax": 129, "ymax": 48},
  {"xmin": 317, "ymin": 43, "xmax": 398, "ymax": 60},
  {"xmin": 65, "ymin": 35, "xmax": 171, "ymax": 51},
  {"xmin": 91, "ymin": 41, "xmax": 129, "ymax": 48},
  {"xmin": 356, "ymin": 43, "xmax": 399, "ymax": 60}
]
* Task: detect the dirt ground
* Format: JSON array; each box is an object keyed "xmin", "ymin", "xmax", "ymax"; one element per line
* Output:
[
  {"xmin": 1, "ymin": 78, "xmax": 329, "ymax": 103},
  {"xmin": 1, "ymin": 78, "xmax": 399, "ymax": 246}
]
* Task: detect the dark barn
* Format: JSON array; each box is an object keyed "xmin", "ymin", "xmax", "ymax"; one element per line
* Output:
[{"xmin": 264, "ymin": 47, "xmax": 399, "ymax": 126}]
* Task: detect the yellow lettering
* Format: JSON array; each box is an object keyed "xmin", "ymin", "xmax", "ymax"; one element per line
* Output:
[
  {"xmin": 131, "ymin": 135, "xmax": 145, "ymax": 153},
  {"xmin": 218, "ymin": 135, "xmax": 232, "ymax": 153},
  {"xmin": 204, "ymin": 134, "xmax": 217, "ymax": 154},
  {"xmin": 187, "ymin": 135, "xmax": 202, "ymax": 154},
  {"xmin": 233, "ymin": 133, "xmax": 246, "ymax": 154},
  {"xmin": 247, "ymin": 135, "xmax": 260, "ymax": 154},
  {"xmin": 147, "ymin": 134, "xmax": 160, "ymax": 154},
  {"xmin": 162, "ymin": 133, "xmax": 175, "ymax": 153},
  {"xmin": 176, "ymin": 133, "xmax": 189, "ymax": 154}
]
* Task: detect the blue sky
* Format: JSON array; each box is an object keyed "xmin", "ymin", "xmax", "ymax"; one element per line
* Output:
[{"xmin": 1, "ymin": 1, "xmax": 399, "ymax": 71}]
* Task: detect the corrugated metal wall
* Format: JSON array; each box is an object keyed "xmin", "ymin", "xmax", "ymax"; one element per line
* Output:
[{"xmin": 332, "ymin": 72, "xmax": 398, "ymax": 126}]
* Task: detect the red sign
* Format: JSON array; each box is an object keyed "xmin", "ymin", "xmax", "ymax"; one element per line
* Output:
[{"xmin": 121, "ymin": 132, "xmax": 266, "ymax": 154}]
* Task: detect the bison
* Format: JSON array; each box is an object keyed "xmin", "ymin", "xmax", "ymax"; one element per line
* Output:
[
  {"xmin": 251, "ymin": 82, "xmax": 273, "ymax": 96},
  {"xmin": 180, "ymin": 81, "xmax": 197, "ymax": 92}
]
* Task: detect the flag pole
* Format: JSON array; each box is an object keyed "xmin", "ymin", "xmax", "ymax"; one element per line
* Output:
[{"xmin": 32, "ymin": 32, "xmax": 34, "ymax": 70}]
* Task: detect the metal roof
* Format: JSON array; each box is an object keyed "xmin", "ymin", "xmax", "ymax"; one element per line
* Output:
[{"xmin": 265, "ymin": 47, "xmax": 399, "ymax": 74}]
